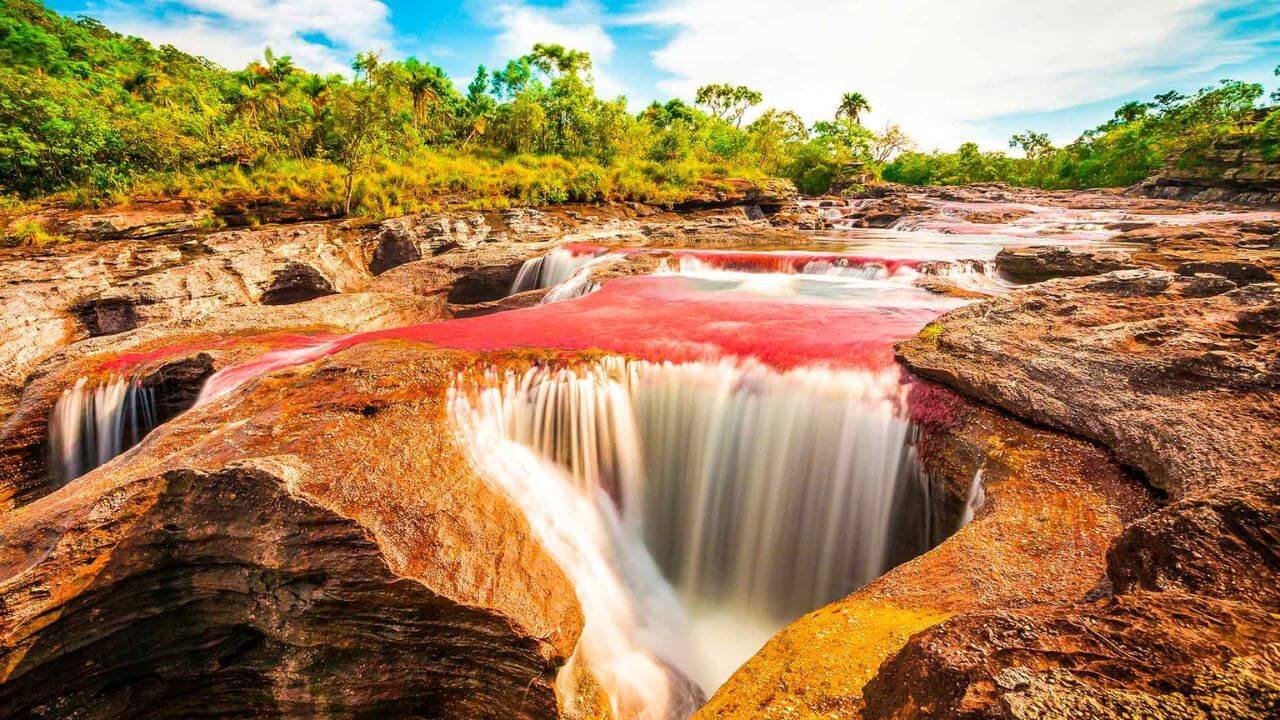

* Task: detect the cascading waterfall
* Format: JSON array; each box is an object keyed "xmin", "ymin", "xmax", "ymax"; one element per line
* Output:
[
  {"xmin": 451, "ymin": 375, "xmax": 702, "ymax": 720},
  {"xmin": 666, "ymin": 254, "xmax": 914, "ymax": 282},
  {"xmin": 511, "ymin": 247, "xmax": 607, "ymax": 294},
  {"xmin": 918, "ymin": 259, "xmax": 1010, "ymax": 292},
  {"xmin": 49, "ymin": 375, "xmax": 158, "ymax": 481},
  {"xmin": 511, "ymin": 246, "xmax": 625, "ymax": 304},
  {"xmin": 450, "ymin": 356, "xmax": 933, "ymax": 692}
]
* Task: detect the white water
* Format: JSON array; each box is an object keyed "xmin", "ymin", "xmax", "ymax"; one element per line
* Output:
[
  {"xmin": 511, "ymin": 247, "xmax": 626, "ymax": 304},
  {"xmin": 918, "ymin": 259, "xmax": 1013, "ymax": 293},
  {"xmin": 450, "ymin": 356, "xmax": 930, "ymax": 695},
  {"xmin": 49, "ymin": 375, "xmax": 158, "ymax": 481},
  {"xmin": 511, "ymin": 247, "xmax": 605, "ymax": 293},
  {"xmin": 451, "ymin": 374, "xmax": 701, "ymax": 720},
  {"xmin": 959, "ymin": 467, "xmax": 987, "ymax": 526}
]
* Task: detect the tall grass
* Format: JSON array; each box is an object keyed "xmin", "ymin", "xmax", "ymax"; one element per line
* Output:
[{"xmin": 53, "ymin": 150, "xmax": 767, "ymax": 219}]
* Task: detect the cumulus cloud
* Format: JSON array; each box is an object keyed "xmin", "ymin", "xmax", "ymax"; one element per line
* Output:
[
  {"xmin": 485, "ymin": 0, "xmax": 627, "ymax": 99},
  {"xmin": 631, "ymin": 0, "xmax": 1275, "ymax": 148},
  {"xmin": 93, "ymin": 0, "xmax": 396, "ymax": 74}
]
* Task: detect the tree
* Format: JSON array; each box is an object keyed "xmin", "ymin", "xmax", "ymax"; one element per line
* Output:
[
  {"xmin": 870, "ymin": 123, "xmax": 913, "ymax": 165},
  {"xmin": 1009, "ymin": 130, "xmax": 1052, "ymax": 159},
  {"xmin": 695, "ymin": 83, "xmax": 762, "ymax": 127},
  {"xmin": 1112, "ymin": 101, "xmax": 1150, "ymax": 124},
  {"xmin": 1154, "ymin": 90, "xmax": 1187, "ymax": 112},
  {"xmin": 836, "ymin": 92, "xmax": 871, "ymax": 124},
  {"xmin": 529, "ymin": 43, "xmax": 592, "ymax": 78},
  {"xmin": 399, "ymin": 57, "xmax": 442, "ymax": 129},
  {"xmin": 329, "ymin": 53, "xmax": 398, "ymax": 215}
]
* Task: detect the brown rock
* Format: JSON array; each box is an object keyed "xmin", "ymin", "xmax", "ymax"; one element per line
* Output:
[
  {"xmin": 0, "ymin": 292, "xmax": 446, "ymax": 511},
  {"xmin": 696, "ymin": 384, "xmax": 1154, "ymax": 719},
  {"xmin": 0, "ymin": 344, "xmax": 603, "ymax": 719},
  {"xmin": 995, "ymin": 245, "xmax": 1136, "ymax": 282}
]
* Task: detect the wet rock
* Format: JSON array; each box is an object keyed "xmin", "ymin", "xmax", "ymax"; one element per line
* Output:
[
  {"xmin": 889, "ymin": 269, "xmax": 1280, "ymax": 720},
  {"xmin": 0, "ymin": 292, "xmax": 446, "ymax": 511},
  {"xmin": 0, "ymin": 344, "xmax": 601, "ymax": 719},
  {"xmin": 995, "ymin": 245, "xmax": 1136, "ymax": 282},
  {"xmin": 696, "ymin": 384, "xmax": 1154, "ymax": 720}
]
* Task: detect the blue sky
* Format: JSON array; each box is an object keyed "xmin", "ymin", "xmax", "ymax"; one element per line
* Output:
[{"xmin": 52, "ymin": 0, "xmax": 1280, "ymax": 150}]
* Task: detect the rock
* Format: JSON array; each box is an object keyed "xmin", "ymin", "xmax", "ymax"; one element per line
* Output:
[
  {"xmin": 213, "ymin": 195, "xmax": 339, "ymax": 226},
  {"xmin": 1134, "ymin": 129, "xmax": 1280, "ymax": 207},
  {"xmin": 673, "ymin": 178, "xmax": 797, "ymax": 211},
  {"xmin": 696, "ymin": 383, "xmax": 1154, "ymax": 719},
  {"xmin": 996, "ymin": 245, "xmax": 1136, "ymax": 282},
  {"xmin": 898, "ymin": 275, "xmax": 1279, "ymax": 495},
  {"xmin": 887, "ymin": 270, "xmax": 1280, "ymax": 720},
  {"xmin": 1176, "ymin": 259, "xmax": 1272, "ymax": 285},
  {"xmin": 0, "ymin": 292, "xmax": 446, "ymax": 511},
  {"xmin": 0, "ymin": 344, "xmax": 605, "ymax": 719}
]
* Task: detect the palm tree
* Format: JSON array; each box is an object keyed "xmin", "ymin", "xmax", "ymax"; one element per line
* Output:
[
  {"xmin": 836, "ymin": 92, "xmax": 871, "ymax": 124},
  {"xmin": 401, "ymin": 58, "xmax": 441, "ymax": 129}
]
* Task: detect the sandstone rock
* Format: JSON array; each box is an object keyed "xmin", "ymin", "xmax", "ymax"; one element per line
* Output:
[
  {"xmin": 898, "ymin": 274, "xmax": 1279, "ymax": 495},
  {"xmin": 0, "ymin": 292, "xmax": 446, "ymax": 511},
  {"xmin": 887, "ymin": 270, "xmax": 1280, "ymax": 720},
  {"xmin": 0, "ymin": 344, "xmax": 604, "ymax": 719},
  {"xmin": 995, "ymin": 245, "xmax": 1136, "ymax": 282}
]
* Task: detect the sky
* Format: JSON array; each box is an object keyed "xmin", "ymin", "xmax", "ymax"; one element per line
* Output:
[{"xmin": 51, "ymin": 0, "xmax": 1280, "ymax": 150}]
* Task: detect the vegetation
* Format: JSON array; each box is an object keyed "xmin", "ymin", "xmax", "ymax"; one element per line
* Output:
[
  {"xmin": 1, "ymin": 0, "xmax": 1276, "ymax": 217},
  {"xmin": 0, "ymin": 0, "xmax": 895, "ymax": 215},
  {"xmin": 885, "ymin": 76, "xmax": 1280, "ymax": 189}
]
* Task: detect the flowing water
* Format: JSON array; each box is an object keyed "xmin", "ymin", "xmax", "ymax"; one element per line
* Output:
[
  {"xmin": 52, "ymin": 197, "xmax": 1280, "ymax": 716},
  {"xmin": 50, "ymin": 375, "xmax": 157, "ymax": 481}
]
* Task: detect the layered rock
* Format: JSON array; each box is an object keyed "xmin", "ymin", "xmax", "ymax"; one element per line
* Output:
[
  {"xmin": 0, "ymin": 292, "xmax": 446, "ymax": 510},
  {"xmin": 0, "ymin": 343, "xmax": 607, "ymax": 719},
  {"xmin": 887, "ymin": 270, "xmax": 1280, "ymax": 718},
  {"xmin": 1136, "ymin": 130, "xmax": 1280, "ymax": 207}
]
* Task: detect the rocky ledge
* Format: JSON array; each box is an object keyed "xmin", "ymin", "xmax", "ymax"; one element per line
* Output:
[{"xmin": 891, "ymin": 269, "xmax": 1280, "ymax": 717}]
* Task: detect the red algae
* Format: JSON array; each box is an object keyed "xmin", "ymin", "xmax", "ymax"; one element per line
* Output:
[{"xmin": 194, "ymin": 275, "xmax": 954, "ymax": 402}]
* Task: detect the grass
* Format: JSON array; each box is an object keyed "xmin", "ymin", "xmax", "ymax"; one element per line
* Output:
[
  {"xmin": 32, "ymin": 150, "xmax": 770, "ymax": 221},
  {"xmin": 1, "ymin": 219, "xmax": 68, "ymax": 248}
]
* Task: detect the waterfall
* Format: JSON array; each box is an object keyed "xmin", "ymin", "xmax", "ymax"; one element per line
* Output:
[
  {"xmin": 510, "ymin": 247, "xmax": 624, "ymax": 304},
  {"xmin": 450, "ymin": 356, "xmax": 930, "ymax": 692},
  {"xmin": 451, "ymin": 375, "xmax": 702, "ymax": 720},
  {"xmin": 959, "ymin": 467, "xmax": 987, "ymax": 526},
  {"xmin": 510, "ymin": 247, "xmax": 607, "ymax": 294},
  {"xmin": 917, "ymin": 259, "xmax": 1010, "ymax": 292},
  {"xmin": 49, "ymin": 375, "xmax": 158, "ymax": 481},
  {"xmin": 667, "ymin": 253, "xmax": 916, "ymax": 282}
]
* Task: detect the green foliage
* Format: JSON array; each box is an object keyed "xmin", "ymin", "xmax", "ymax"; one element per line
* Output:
[
  {"xmin": 7, "ymin": 0, "xmax": 1271, "ymax": 212},
  {"xmin": 886, "ymin": 80, "xmax": 1272, "ymax": 189}
]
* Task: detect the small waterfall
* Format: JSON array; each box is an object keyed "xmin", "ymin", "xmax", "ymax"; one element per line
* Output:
[
  {"xmin": 510, "ymin": 247, "xmax": 607, "ymax": 294},
  {"xmin": 510, "ymin": 246, "xmax": 623, "ymax": 304},
  {"xmin": 451, "ymin": 356, "xmax": 932, "ymax": 692},
  {"xmin": 959, "ymin": 467, "xmax": 987, "ymax": 526},
  {"xmin": 917, "ymin": 259, "xmax": 1011, "ymax": 292},
  {"xmin": 50, "ymin": 375, "xmax": 158, "ymax": 481}
]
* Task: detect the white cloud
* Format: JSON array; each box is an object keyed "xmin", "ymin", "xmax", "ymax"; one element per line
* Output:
[
  {"xmin": 631, "ymin": 0, "xmax": 1275, "ymax": 149},
  {"xmin": 94, "ymin": 0, "xmax": 396, "ymax": 74},
  {"xmin": 485, "ymin": 0, "xmax": 628, "ymax": 99}
]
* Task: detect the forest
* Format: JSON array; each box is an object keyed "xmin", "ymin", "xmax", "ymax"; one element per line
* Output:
[{"xmin": 2, "ymin": 0, "xmax": 1278, "ymax": 216}]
